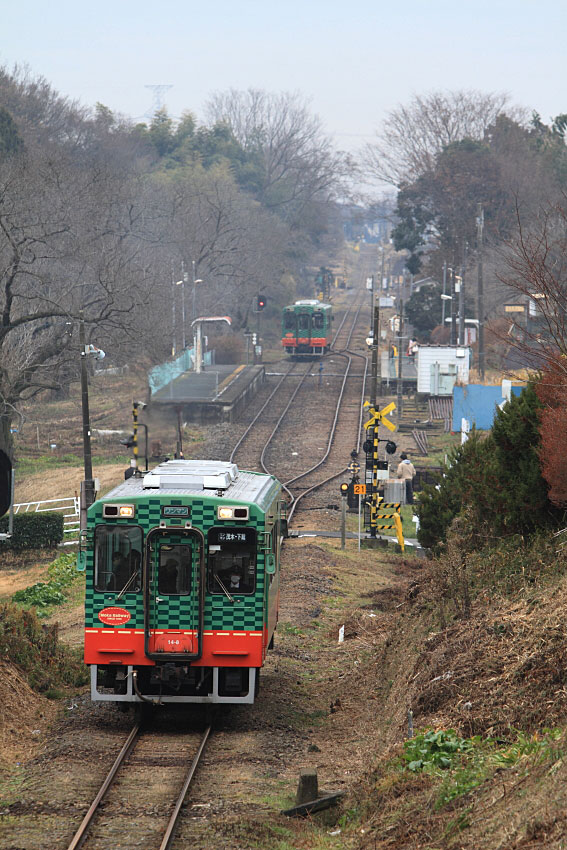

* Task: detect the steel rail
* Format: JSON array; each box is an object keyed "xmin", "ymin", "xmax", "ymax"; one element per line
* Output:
[
  {"xmin": 259, "ymin": 294, "xmax": 364, "ymax": 505},
  {"xmin": 66, "ymin": 723, "xmax": 211, "ymax": 850},
  {"xmin": 66, "ymin": 722, "xmax": 142, "ymax": 850},
  {"xmin": 229, "ymin": 361, "xmax": 302, "ymax": 463},
  {"xmin": 259, "ymin": 366, "xmax": 312, "ymax": 476},
  {"xmin": 283, "ymin": 294, "xmax": 367, "ymax": 520},
  {"xmin": 159, "ymin": 724, "xmax": 212, "ymax": 850},
  {"xmin": 288, "ymin": 349, "xmax": 369, "ymax": 520},
  {"xmin": 231, "ymin": 296, "xmax": 355, "ymax": 470}
]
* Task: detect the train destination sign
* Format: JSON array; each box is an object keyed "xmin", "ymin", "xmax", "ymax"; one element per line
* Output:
[{"xmin": 161, "ymin": 506, "xmax": 191, "ymax": 517}]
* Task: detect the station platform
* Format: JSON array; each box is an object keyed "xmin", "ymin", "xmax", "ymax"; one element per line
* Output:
[{"xmin": 150, "ymin": 364, "xmax": 265, "ymax": 423}]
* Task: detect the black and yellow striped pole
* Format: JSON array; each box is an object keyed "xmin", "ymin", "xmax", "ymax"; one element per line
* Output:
[{"xmin": 363, "ymin": 401, "xmax": 397, "ymax": 540}]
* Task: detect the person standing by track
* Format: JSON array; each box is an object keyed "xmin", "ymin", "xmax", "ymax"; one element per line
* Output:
[{"xmin": 396, "ymin": 453, "xmax": 416, "ymax": 505}]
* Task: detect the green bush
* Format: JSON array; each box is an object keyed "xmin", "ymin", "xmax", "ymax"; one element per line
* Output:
[
  {"xmin": 0, "ymin": 512, "xmax": 64, "ymax": 549},
  {"xmin": 417, "ymin": 383, "xmax": 562, "ymax": 550},
  {"xmin": 0, "ymin": 601, "xmax": 87, "ymax": 692},
  {"xmin": 12, "ymin": 552, "xmax": 79, "ymax": 617},
  {"xmin": 417, "ymin": 430, "xmax": 493, "ymax": 550}
]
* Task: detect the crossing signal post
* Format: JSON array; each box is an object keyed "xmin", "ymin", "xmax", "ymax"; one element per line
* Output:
[
  {"xmin": 363, "ymin": 401, "xmax": 396, "ymax": 539},
  {"xmin": 340, "ymin": 482, "xmax": 349, "ymax": 549}
]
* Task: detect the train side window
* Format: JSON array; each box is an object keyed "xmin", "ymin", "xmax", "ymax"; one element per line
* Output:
[
  {"xmin": 313, "ymin": 312, "xmax": 324, "ymax": 329},
  {"xmin": 284, "ymin": 312, "xmax": 295, "ymax": 330},
  {"xmin": 157, "ymin": 543, "xmax": 192, "ymax": 595},
  {"xmin": 298, "ymin": 313, "xmax": 310, "ymax": 331},
  {"xmin": 207, "ymin": 527, "xmax": 256, "ymax": 595},
  {"xmin": 94, "ymin": 526, "xmax": 142, "ymax": 593}
]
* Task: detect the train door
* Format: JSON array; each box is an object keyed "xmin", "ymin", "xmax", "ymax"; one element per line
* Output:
[
  {"xmin": 297, "ymin": 311, "xmax": 310, "ymax": 339},
  {"xmin": 144, "ymin": 528, "xmax": 204, "ymax": 660}
]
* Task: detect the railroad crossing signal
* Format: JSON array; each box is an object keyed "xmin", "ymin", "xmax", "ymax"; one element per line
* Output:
[{"xmin": 363, "ymin": 401, "xmax": 396, "ymax": 433}]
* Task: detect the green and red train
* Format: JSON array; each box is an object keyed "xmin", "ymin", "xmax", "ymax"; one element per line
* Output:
[
  {"xmin": 80, "ymin": 460, "xmax": 285, "ymax": 705},
  {"xmin": 281, "ymin": 299, "xmax": 333, "ymax": 356}
]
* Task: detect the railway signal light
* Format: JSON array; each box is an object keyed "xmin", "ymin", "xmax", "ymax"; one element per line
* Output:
[
  {"xmin": 340, "ymin": 482, "xmax": 349, "ymax": 496},
  {"xmin": 256, "ymin": 294, "xmax": 267, "ymax": 311}
]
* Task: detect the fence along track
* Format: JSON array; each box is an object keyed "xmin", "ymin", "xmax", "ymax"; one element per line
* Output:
[
  {"xmin": 66, "ymin": 723, "xmax": 211, "ymax": 850},
  {"xmin": 13, "ymin": 496, "xmax": 80, "ymax": 535}
]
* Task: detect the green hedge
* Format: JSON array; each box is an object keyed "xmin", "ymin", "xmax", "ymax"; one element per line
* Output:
[{"xmin": 0, "ymin": 512, "xmax": 64, "ymax": 549}]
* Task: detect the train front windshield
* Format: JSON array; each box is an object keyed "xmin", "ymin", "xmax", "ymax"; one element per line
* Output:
[
  {"xmin": 94, "ymin": 526, "xmax": 142, "ymax": 593},
  {"xmin": 208, "ymin": 527, "xmax": 256, "ymax": 594}
]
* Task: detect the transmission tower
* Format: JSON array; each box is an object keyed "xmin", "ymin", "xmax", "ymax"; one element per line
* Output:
[{"xmin": 144, "ymin": 84, "xmax": 173, "ymax": 119}]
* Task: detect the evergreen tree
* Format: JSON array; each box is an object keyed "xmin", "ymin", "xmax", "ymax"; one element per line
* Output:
[{"xmin": 417, "ymin": 383, "xmax": 559, "ymax": 549}]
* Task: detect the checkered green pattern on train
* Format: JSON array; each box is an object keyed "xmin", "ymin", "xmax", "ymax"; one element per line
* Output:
[{"xmin": 85, "ymin": 494, "xmax": 269, "ymax": 630}]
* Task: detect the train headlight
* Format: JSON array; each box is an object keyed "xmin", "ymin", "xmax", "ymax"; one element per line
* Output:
[
  {"xmin": 217, "ymin": 506, "xmax": 250, "ymax": 520},
  {"xmin": 103, "ymin": 503, "xmax": 135, "ymax": 519}
]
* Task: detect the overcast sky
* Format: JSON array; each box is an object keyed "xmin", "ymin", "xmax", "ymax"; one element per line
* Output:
[{"xmin": 1, "ymin": 0, "xmax": 564, "ymax": 155}]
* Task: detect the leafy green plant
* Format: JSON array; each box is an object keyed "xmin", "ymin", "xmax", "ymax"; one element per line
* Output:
[
  {"xmin": 403, "ymin": 729, "xmax": 474, "ymax": 772},
  {"xmin": 403, "ymin": 728, "xmax": 566, "ymax": 810},
  {"xmin": 12, "ymin": 552, "xmax": 81, "ymax": 617}
]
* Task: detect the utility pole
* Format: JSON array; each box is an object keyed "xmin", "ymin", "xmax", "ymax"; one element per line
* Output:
[
  {"xmin": 477, "ymin": 203, "xmax": 485, "ymax": 381},
  {"xmin": 458, "ymin": 266, "xmax": 465, "ymax": 346},
  {"xmin": 79, "ymin": 312, "xmax": 95, "ymax": 526},
  {"xmin": 458, "ymin": 244, "xmax": 468, "ymax": 346},
  {"xmin": 180, "ymin": 260, "xmax": 187, "ymax": 350},
  {"xmin": 397, "ymin": 300, "xmax": 403, "ymax": 418},
  {"xmin": 441, "ymin": 262, "xmax": 447, "ymax": 326},
  {"xmin": 171, "ymin": 265, "xmax": 176, "ymax": 357},
  {"xmin": 450, "ymin": 267, "xmax": 457, "ymax": 346},
  {"xmin": 369, "ymin": 289, "xmax": 380, "ymax": 538}
]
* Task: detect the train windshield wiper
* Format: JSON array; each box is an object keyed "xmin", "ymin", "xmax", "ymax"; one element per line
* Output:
[
  {"xmin": 214, "ymin": 574, "xmax": 235, "ymax": 603},
  {"xmin": 116, "ymin": 571, "xmax": 138, "ymax": 601}
]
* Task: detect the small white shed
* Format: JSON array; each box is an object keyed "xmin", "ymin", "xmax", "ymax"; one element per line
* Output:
[{"xmin": 416, "ymin": 345, "xmax": 471, "ymax": 395}]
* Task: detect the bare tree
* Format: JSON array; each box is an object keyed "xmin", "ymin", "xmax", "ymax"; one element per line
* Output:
[
  {"xmin": 205, "ymin": 89, "xmax": 350, "ymax": 219},
  {"xmin": 364, "ymin": 90, "xmax": 521, "ymax": 187},
  {"xmin": 499, "ymin": 200, "xmax": 567, "ymax": 372},
  {"xmin": 0, "ymin": 136, "xmax": 158, "ymax": 456}
]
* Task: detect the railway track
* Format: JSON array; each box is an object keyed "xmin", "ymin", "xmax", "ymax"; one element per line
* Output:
[
  {"xmin": 66, "ymin": 718, "xmax": 211, "ymax": 850},
  {"xmin": 228, "ymin": 286, "xmax": 370, "ymax": 526},
  {"xmin": 229, "ymin": 290, "xmax": 360, "ymax": 471}
]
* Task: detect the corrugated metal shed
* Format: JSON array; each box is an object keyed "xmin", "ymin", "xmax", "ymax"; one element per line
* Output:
[{"xmin": 416, "ymin": 346, "xmax": 471, "ymax": 394}]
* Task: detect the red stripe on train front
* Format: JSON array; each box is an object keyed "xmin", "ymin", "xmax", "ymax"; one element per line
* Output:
[{"xmin": 84, "ymin": 629, "xmax": 264, "ymax": 667}]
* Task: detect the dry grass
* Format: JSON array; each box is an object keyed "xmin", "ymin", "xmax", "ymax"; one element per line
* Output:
[{"xmin": 14, "ymin": 462, "xmax": 127, "ymax": 504}]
